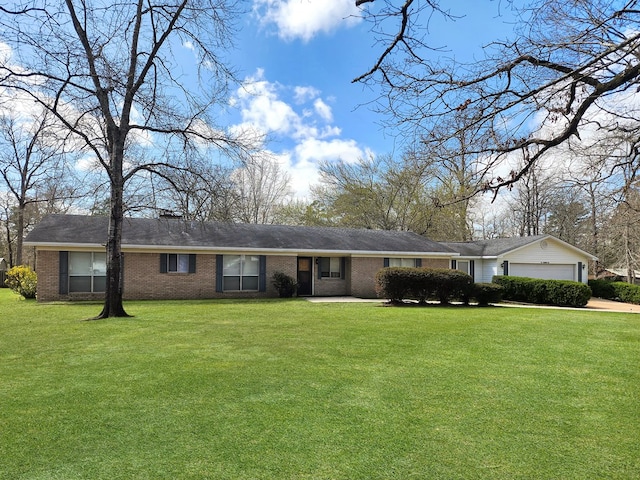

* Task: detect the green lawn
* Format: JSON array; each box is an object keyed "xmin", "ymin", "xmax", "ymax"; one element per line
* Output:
[{"xmin": 0, "ymin": 289, "xmax": 639, "ymax": 479}]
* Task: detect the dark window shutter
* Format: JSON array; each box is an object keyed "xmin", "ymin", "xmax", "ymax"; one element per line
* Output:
[
  {"xmin": 383, "ymin": 258, "xmax": 389, "ymax": 268},
  {"xmin": 259, "ymin": 255, "xmax": 267, "ymax": 292},
  {"xmin": 317, "ymin": 257, "xmax": 322, "ymax": 279},
  {"xmin": 578, "ymin": 262, "xmax": 583, "ymax": 282},
  {"xmin": 470, "ymin": 260, "xmax": 475, "ymax": 280},
  {"xmin": 451, "ymin": 259, "xmax": 457, "ymax": 270},
  {"xmin": 160, "ymin": 253, "xmax": 168, "ymax": 273},
  {"xmin": 59, "ymin": 251, "xmax": 69, "ymax": 295},
  {"xmin": 415, "ymin": 258, "xmax": 422, "ymax": 268},
  {"xmin": 189, "ymin": 254, "xmax": 196, "ymax": 274},
  {"xmin": 340, "ymin": 257, "xmax": 346, "ymax": 280},
  {"xmin": 216, "ymin": 255, "xmax": 223, "ymax": 292},
  {"xmin": 503, "ymin": 260, "xmax": 509, "ymax": 276}
]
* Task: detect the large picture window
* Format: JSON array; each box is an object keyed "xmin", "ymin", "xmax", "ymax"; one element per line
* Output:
[
  {"xmin": 222, "ymin": 255, "xmax": 260, "ymax": 291},
  {"xmin": 68, "ymin": 252, "xmax": 106, "ymax": 293}
]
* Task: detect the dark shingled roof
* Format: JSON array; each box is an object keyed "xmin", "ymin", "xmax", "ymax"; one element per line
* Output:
[
  {"xmin": 442, "ymin": 235, "xmax": 549, "ymax": 257},
  {"xmin": 25, "ymin": 214, "xmax": 456, "ymax": 254}
]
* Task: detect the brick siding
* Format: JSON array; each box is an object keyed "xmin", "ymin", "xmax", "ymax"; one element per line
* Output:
[
  {"xmin": 34, "ymin": 250, "xmax": 300, "ymax": 301},
  {"xmin": 34, "ymin": 249, "xmax": 453, "ymax": 302}
]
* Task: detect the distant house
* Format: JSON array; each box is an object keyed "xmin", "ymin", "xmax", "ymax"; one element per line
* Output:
[
  {"xmin": 598, "ymin": 268, "xmax": 640, "ymax": 285},
  {"xmin": 443, "ymin": 235, "xmax": 597, "ymax": 284},
  {"xmin": 24, "ymin": 215, "xmax": 597, "ymax": 301}
]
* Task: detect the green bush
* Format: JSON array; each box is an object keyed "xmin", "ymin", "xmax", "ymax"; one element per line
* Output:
[
  {"xmin": 5, "ymin": 265, "xmax": 37, "ymax": 299},
  {"xmin": 271, "ymin": 271, "xmax": 298, "ymax": 298},
  {"xmin": 492, "ymin": 276, "xmax": 591, "ymax": 307},
  {"xmin": 610, "ymin": 282, "xmax": 640, "ymax": 304},
  {"xmin": 588, "ymin": 279, "xmax": 640, "ymax": 305},
  {"xmin": 588, "ymin": 279, "xmax": 617, "ymax": 299},
  {"xmin": 375, "ymin": 267, "xmax": 415, "ymax": 303},
  {"xmin": 376, "ymin": 267, "xmax": 473, "ymax": 305},
  {"xmin": 472, "ymin": 283, "xmax": 503, "ymax": 306}
]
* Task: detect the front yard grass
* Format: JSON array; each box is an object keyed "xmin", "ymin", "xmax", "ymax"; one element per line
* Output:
[{"xmin": 0, "ymin": 289, "xmax": 638, "ymax": 479}]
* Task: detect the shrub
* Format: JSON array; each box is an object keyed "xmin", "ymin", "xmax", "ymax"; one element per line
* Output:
[
  {"xmin": 492, "ymin": 275, "xmax": 591, "ymax": 307},
  {"xmin": 271, "ymin": 271, "xmax": 298, "ymax": 298},
  {"xmin": 589, "ymin": 279, "xmax": 640, "ymax": 304},
  {"xmin": 376, "ymin": 267, "xmax": 473, "ymax": 305},
  {"xmin": 375, "ymin": 267, "xmax": 415, "ymax": 303},
  {"xmin": 5, "ymin": 265, "xmax": 37, "ymax": 299},
  {"xmin": 588, "ymin": 279, "xmax": 616, "ymax": 299},
  {"xmin": 472, "ymin": 283, "xmax": 503, "ymax": 306},
  {"xmin": 610, "ymin": 282, "xmax": 640, "ymax": 305}
]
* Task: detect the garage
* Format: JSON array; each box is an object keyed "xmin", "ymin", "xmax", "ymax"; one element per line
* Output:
[{"xmin": 509, "ymin": 263, "xmax": 575, "ymax": 281}]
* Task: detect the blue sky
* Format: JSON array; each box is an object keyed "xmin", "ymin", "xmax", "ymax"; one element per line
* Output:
[{"xmin": 225, "ymin": 0, "xmax": 518, "ymax": 197}]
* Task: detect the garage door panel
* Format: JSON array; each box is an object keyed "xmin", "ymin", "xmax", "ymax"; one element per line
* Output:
[{"xmin": 510, "ymin": 263, "xmax": 575, "ymax": 281}]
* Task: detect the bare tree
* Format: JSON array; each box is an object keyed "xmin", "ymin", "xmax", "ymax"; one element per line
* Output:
[
  {"xmin": 355, "ymin": 0, "xmax": 640, "ymax": 196},
  {"xmin": 0, "ymin": 1, "xmax": 252, "ymax": 317},
  {"xmin": 0, "ymin": 110, "xmax": 72, "ymax": 266},
  {"xmin": 232, "ymin": 154, "xmax": 292, "ymax": 224},
  {"xmin": 151, "ymin": 160, "xmax": 239, "ymax": 222}
]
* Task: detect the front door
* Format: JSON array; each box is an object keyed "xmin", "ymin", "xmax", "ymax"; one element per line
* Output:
[{"xmin": 297, "ymin": 257, "xmax": 313, "ymax": 296}]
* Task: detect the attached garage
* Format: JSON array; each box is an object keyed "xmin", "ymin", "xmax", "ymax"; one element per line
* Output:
[
  {"xmin": 444, "ymin": 235, "xmax": 597, "ymax": 284},
  {"xmin": 509, "ymin": 263, "xmax": 575, "ymax": 281}
]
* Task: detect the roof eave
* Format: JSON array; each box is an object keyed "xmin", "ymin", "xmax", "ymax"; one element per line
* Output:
[{"xmin": 26, "ymin": 242, "xmax": 457, "ymax": 257}]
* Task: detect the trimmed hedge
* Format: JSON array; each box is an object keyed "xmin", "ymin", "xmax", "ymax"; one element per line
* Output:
[
  {"xmin": 375, "ymin": 267, "xmax": 474, "ymax": 304},
  {"xmin": 589, "ymin": 279, "xmax": 640, "ymax": 305},
  {"xmin": 492, "ymin": 275, "xmax": 591, "ymax": 307},
  {"xmin": 472, "ymin": 283, "xmax": 504, "ymax": 307}
]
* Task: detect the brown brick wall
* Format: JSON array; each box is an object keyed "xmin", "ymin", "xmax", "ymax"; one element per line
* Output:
[
  {"xmin": 34, "ymin": 250, "xmax": 59, "ymax": 302},
  {"xmin": 350, "ymin": 257, "xmax": 384, "ymax": 298},
  {"xmin": 35, "ymin": 249, "xmax": 454, "ymax": 302},
  {"xmin": 349, "ymin": 256, "xmax": 454, "ymax": 298},
  {"xmin": 35, "ymin": 249, "xmax": 299, "ymax": 301},
  {"xmin": 421, "ymin": 258, "xmax": 450, "ymax": 269}
]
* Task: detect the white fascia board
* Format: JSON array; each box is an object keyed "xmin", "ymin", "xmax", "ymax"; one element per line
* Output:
[
  {"xmin": 28, "ymin": 242, "xmax": 458, "ymax": 258},
  {"xmin": 353, "ymin": 252, "xmax": 459, "ymax": 258},
  {"xmin": 25, "ymin": 242, "xmax": 105, "ymax": 250}
]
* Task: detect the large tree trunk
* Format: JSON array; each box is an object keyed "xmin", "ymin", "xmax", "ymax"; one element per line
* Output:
[
  {"xmin": 15, "ymin": 204, "xmax": 24, "ymax": 266},
  {"xmin": 96, "ymin": 144, "xmax": 129, "ymax": 318}
]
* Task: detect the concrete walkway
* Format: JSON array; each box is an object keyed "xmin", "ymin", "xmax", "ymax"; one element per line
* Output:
[{"xmin": 305, "ymin": 296, "xmax": 640, "ymax": 313}]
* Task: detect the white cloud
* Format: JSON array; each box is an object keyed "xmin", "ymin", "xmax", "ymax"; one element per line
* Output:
[
  {"xmin": 253, "ymin": 0, "xmax": 362, "ymax": 42},
  {"xmin": 313, "ymin": 98, "xmax": 333, "ymax": 122},
  {"xmin": 295, "ymin": 137, "xmax": 365, "ymax": 165},
  {"xmin": 231, "ymin": 69, "xmax": 370, "ymax": 198},
  {"xmin": 294, "ymin": 86, "xmax": 320, "ymax": 103}
]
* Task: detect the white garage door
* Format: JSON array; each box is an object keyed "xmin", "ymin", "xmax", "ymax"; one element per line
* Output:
[{"xmin": 510, "ymin": 263, "xmax": 575, "ymax": 281}]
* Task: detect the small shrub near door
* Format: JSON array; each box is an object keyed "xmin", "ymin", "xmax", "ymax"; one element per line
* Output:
[
  {"xmin": 271, "ymin": 271, "xmax": 298, "ymax": 298},
  {"xmin": 5, "ymin": 265, "xmax": 38, "ymax": 299}
]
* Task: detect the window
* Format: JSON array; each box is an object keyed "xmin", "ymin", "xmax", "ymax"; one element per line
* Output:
[
  {"xmin": 318, "ymin": 257, "xmax": 342, "ymax": 278},
  {"xmin": 160, "ymin": 254, "xmax": 195, "ymax": 273},
  {"xmin": 388, "ymin": 258, "xmax": 417, "ymax": 268},
  {"xmin": 68, "ymin": 252, "xmax": 106, "ymax": 292},
  {"xmin": 456, "ymin": 260, "xmax": 470, "ymax": 274},
  {"xmin": 453, "ymin": 259, "xmax": 474, "ymax": 279},
  {"xmin": 222, "ymin": 255, "xmax": 260, "ymax": 291}
]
